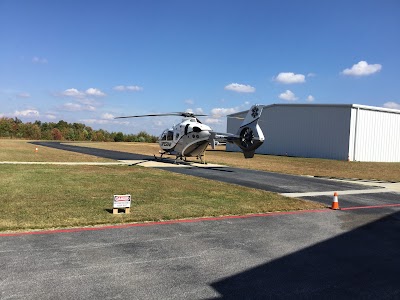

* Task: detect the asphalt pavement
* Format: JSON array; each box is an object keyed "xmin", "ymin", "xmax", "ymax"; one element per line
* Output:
[{"xmin": 1, "ymin": 208, "xmax": 399, "ymax": 299}]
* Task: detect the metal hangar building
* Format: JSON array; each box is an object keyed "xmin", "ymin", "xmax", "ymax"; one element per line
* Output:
[{"xmin": 226, "ymin": 104, "xmax": 400, "ymax": 162}]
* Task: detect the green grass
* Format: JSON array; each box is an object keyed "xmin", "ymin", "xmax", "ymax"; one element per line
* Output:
[{"xmin": 0, "ymin": 165, "xmax": 323, "ymax": 232}]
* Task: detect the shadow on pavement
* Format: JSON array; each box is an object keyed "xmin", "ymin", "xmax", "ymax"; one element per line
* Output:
[{"xmin": 211, "ymin": 211, "xmax": 400, "ymax": 299}]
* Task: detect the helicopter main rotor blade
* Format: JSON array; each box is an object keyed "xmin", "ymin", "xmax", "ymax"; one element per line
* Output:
[
  {"xmin": 115, "ymin": 112, "xmax": 208, "ymax": 119},
  {"xmin": 115, "ymin": 113, "xmax": 179, "ymax": 119}
]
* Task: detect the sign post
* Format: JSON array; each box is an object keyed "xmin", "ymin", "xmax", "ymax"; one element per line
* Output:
[{"xmin": 113, "ymin": 194, "xmax": 131, "ymax": 214}]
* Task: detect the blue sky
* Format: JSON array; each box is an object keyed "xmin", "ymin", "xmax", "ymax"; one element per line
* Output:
[{"xmin": 1, "ymin": 0, "xmax": 399, "ymax": 135}]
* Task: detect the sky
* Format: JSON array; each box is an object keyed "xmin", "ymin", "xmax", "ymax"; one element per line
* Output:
[{"xmin": 1, "ymin": 0, "xmax": 400, "ymax": 135}]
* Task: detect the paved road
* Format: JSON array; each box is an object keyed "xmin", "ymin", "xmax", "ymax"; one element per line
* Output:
[{"xmin": 1, "ymin": 207, "xmax": 399, "ymax": 299}]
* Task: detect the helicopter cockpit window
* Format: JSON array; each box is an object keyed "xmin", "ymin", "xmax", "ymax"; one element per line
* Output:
[
  {"xmin": 161, "ymin": 130, "xmax": 168, "ymax": 140},
  {"xmin": 167, "ymin": 130, "xmax": 173, "ymax": 141}
]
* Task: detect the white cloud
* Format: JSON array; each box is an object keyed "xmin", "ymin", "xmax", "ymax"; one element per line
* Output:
[
  {"xmin": 61, "ymin": 103, "xmax": 96, "ymax": 111},
  {"xmin": 81, "ymin": 119, "xmax": 110, "ymax": 125},
  {"xmin": 224, "ymin": 83, "xmax": 255, "ymax": 93},
  {"xmin": 275, "ymin": 72, "xmax": 306, "ymax": 84},
  {"xmin": 279, "ymin": 90, "xmax": 297, "ymax": 101},
  {"xmin": 61, "ymin": 88, "xmax": 106, "ymax": 98},
  {"xmin": 307, "ymin": 95, "xmax": 315, "ymax": 102},
  {"xmin": 32, "ymin": 56, "xmax": 48, "ymax": 64},
  {"xmin": 204, "ymin": 103, "xmax": 249, "ymax": 131},
  {"xmin": 127, "ymin": 85, "xmax": 143, "ymax": 91},
  {"xmin": 342, "ymin": 61, "xmax": 382, "ymax": 76},
  {"xmin": 195, "ymin": 108, "xmax": 204, "ymax": 115},
  {"xmin": 81, "ymin": 118, "xmax": 129, "ymax": 125},
  {"xmin": 44, "ymin": 114, "xmax": 57, "ymax": 120},
  {"xmin": 184, "ymin": 99, "xmax": 194, "ymax": 105},
  {"xmin": 113, "ymin": 85, "xmax": 125, "ymax": 91},
  {"xmin": 14, "ymin": 109, "xmax": 39, "ymax": 117},
  {"xmin": 102, "ymin": 113, "xmax": 115, "ymax": 120},
  {"xmin": 76, "ymin": 98, "xmax": 100, "ymax": 106},
  {"xmin": 62, "ymin": 88, "xmax": 86, "ymax": 98},
  {"xmin": 383, "ymin": 102, "xmax": 400, "ymax": 110},
  {"xmin": 206, "ymin": 110, "xmax": 239, "ymax": 132},
  {"xmin": 17, "ymin": 92, "xmax": 31, "ymax": 98},
  {"xmin": 113, "ymin": 85, "xmax": 143, "ymax": 92},
  {"xmin": 185, "ymin": 108, "xmax": 205, "ymax": 115},
  {"xmin": 211, "ymin": 107, "xmax": 240, "ymax": 117},
  {"xmin": 86, "ymin": 88, "xmax": 106, "ymax": 97}
]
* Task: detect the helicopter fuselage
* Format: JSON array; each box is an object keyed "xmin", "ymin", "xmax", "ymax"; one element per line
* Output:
[
  {"xmin": 115, "ymin": 104, "xmax": 265, "ymax": 161},
  {"xmin": 158, "ymin": 117, "xmax": 212, "ymax": 158}
]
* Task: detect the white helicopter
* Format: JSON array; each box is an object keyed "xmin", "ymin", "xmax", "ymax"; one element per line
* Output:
[{"xmin": 115, "ymin": 104, "xmax": 265, "ymax": 163}]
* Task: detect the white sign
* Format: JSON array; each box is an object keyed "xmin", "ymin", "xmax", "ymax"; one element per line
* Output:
[{"xmin": 113, "ymin": 194, "xmax": 131, "ymax": 208}]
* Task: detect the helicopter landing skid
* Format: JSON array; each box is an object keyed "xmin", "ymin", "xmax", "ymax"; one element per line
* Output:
[
  {"xmin": 174, "ymin": 155, "xmax": 187, "ymax": 165},
  {"xmin": 197, "ymin": 154, "xmax": 207, "ymax": 165},
  {"xmin": 154, "ymin": 151, "xmax": 166, "ymax": 161}
]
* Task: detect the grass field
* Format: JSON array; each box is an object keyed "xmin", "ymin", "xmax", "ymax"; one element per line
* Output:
[
  {"xmin": 0, "ymin": 165, "xmax": 322, "ymax": 232},
  {"xmin": 0, "ymin": 139, "xmax": 111, "ymax": 162},
  {"xmin": 0, "ymin": 140, "xmax": 323, "ymax": 232},
  {"xmin": 69, "ymin": 141, "xmax": 400, "ymax": 182}
]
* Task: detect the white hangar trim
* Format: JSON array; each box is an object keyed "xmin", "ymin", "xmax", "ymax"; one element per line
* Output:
[{"xmin": 226, "ymin": 104, "xmax": 400, "ymax": 162}]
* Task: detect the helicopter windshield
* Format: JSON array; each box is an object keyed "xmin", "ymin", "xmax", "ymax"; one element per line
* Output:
[{"xmin": 161, "ymin": 130, "xmax": 174, "ymax": 141}]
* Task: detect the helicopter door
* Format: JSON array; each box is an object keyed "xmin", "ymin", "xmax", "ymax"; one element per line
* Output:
[{"xmin": 184, "ymin": 124, "xmax": 189, "ymax": 135}]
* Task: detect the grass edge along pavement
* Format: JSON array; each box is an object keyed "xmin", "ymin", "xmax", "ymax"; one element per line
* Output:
[{"xmin": 0, "ymin": 164, "xmax": 324, "ymax": 232}]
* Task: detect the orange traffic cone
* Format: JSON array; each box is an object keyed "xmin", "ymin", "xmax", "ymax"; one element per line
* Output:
[
  {"xmin": 35, "ymin": 147, "xmax": 39, "ymax": 153},
  {"xmin": 331, "ymin": 192, "xmax": 340, "ymax": 210}
]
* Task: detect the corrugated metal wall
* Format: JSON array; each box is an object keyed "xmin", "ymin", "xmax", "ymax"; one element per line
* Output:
[
  {"xmin": 350, "ymin": 107, "xmax": 400, "ymax": 162},
  {"xmin": 227, "ymin": 105, "xmax": 352, "ymax": 160},
  {"xmin": 259, "ymin": 105, "xmax": 351, "ymax": 160},
  {"xmin": 227, "ymin": 104, "xmax": 400, "ymax": 162}
]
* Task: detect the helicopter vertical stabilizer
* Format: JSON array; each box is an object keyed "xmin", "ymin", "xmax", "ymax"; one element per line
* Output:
[{"xmin": 233, "ymin": 105, "xmax": 265, "ymax": 158}]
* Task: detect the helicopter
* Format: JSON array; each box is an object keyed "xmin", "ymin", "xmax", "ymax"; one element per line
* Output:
[{"xmin": 115, "ymin": 104, "xmax": 265, "ymax": 163}]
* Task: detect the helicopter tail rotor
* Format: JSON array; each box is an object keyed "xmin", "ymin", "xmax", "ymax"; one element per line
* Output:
[{"xmin": 232, "ymin": 105, "xmax": 265, "ymax": 158}]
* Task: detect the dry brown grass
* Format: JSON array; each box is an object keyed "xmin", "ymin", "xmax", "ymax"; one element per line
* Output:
[
  {"xmin": 0, "ymin": 140, "xmax": 111, "ymax": 162},
  {"xmin": 69, "ymin": 142, "xmax": 400, "ymax": 182}
]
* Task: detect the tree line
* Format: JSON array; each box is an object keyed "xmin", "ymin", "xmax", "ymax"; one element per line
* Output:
[{"xmin": 0, "ymin": 117, "xmax": 158, "ymax": 142}]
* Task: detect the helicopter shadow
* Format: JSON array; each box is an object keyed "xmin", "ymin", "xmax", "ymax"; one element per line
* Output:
[
  {"xmin": 191, "ymin": 166, "xmax": 234, "ymax": 173},
  {"xmin": 150, "ymin": 156, "xmax": 234, "ymax": 172}
]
